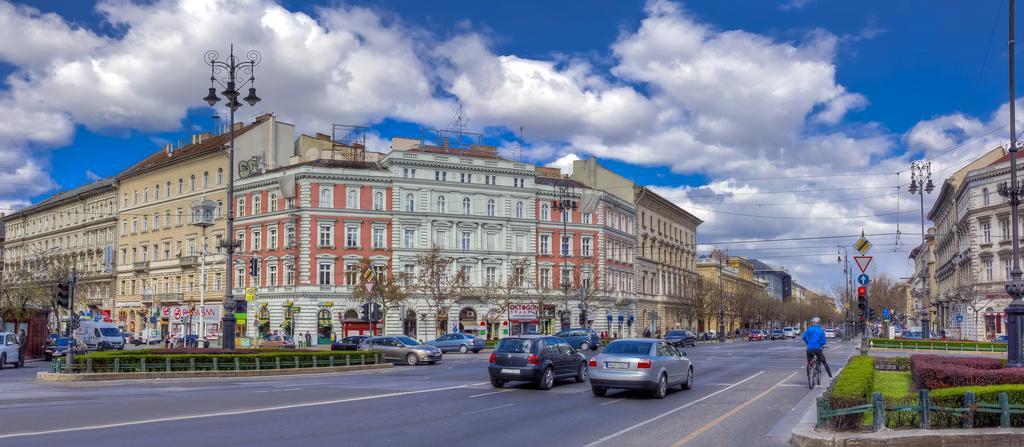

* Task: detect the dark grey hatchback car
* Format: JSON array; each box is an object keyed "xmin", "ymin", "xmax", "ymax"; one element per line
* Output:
[{"xmin": 488, "ymin": 336, "xmax": 588, "ymax": 390}]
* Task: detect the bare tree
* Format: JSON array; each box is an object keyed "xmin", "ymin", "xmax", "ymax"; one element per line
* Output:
[
  {"xmin": 351, "ymin": 258, "xmax": 409, "ymax": 335},
  {"xmin": 1, "ymin": 248, "xmax": 74, "ymax": 325},
  {"xmin": 412, "ymin": 246, "xmax": 468, "ymax": 336}
]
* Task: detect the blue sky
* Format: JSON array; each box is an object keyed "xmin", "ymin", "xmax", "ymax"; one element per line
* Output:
[{"xmin": 1, "ymin": 0, "xmax": 1020, "ymax": 290}]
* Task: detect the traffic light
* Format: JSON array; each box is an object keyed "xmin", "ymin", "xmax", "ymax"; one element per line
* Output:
[
  {"xmin": 248, "ymin": 257, "xmax": 260, "ymax": 277},
  {"xmin": 360, "ymin": 303, "xmax": 370, "ymax": 321},
  {"xmin": 579, "ymin": 309, "xmax": 587, "ymax": 326},
  {"xmin": 856, "ymin": 286, "xmax": 867, "ymax": 321},
  {"xmin": 56, "ymin": 281, "xmax": 70, "ymax": 307}
]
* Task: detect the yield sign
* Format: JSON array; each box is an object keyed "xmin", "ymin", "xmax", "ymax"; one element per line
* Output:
[
  {"xmin": 363, "ymin": 282, "xmax": 375, "ymax": 294},
  {"xmin": 854, "ymin": 256, "xmax": 873, "ymax": 273}
]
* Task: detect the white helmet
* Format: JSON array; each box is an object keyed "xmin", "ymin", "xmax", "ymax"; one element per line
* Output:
[{"xmin": 810, "ymin": 317, "xmax": 821, "ymax": 324}]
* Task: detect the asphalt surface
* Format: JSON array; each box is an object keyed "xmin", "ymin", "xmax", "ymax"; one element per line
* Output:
[{"xmin": 0, "ymin": 338, "xmax": 858, "ymax": 447}]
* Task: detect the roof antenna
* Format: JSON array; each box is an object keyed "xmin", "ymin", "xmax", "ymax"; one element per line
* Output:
[{"xmin": 518, "ymin": 126, "xmax": 524, "ymax": 161}]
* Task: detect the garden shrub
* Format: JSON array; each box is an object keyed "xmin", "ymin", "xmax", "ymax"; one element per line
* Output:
[
  {"xmin": 873, "ymin": 357, "xmax": 910, "ymax": 372},
  {"xmin": 931, "ymin": 384, "xmax": 1024, "ymax": 428},
  {"xmin": 827, "ymin": 355, "xmax": 874, "ymax": 430},
  {"xmin": 910, "ymin": 355, "xmax": 1024, "ymax": 390}
]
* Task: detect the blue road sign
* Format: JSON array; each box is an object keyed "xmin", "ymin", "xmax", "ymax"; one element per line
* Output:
[
  {"xmin": 857, "ymin": 274, "xmax": 870, "ymax": 285},
  {"xmin": 883, "ymin": 308, "xmax": 890, "ymax": 320},
  {"xmin": 956, "ymin": 314, "xmax": 964, "ymax": 324}
]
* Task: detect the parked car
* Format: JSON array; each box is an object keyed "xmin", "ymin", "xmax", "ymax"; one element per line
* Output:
[
  {"xmin": 359, "ymin": 336, "xmax": 442, "ymax": 365},
  {"xmin": 258, "ymin": 334, "xmax": 296, "ymax": 349},
  {"xmin": 664, "ymin": 330, "xmax": 697, "ymax": 348},
  {"xmin": 554, "ymin": 328, "xmax": 601, "ymax": 351},
  {"xmin": 426, "ymin": 333, "xmax": 486, "ymax": 353},
  {"xmin": 823, "ymin": 328, "xmax": 837, "ymax": 339},
  {"xmin": 995, "ymin": 335, "xmax": 1009, "ymax": 343},
  {"xmin": 0, "ymin": 332, "xmax": 23, "ymax": 369},
  {"xmin": 44, "ymin": 337, "xmax": 86, "ymax": 361},
  {"xmin": 488, "ymin": 335, "xmax": 587, "ymax": 390},
  {"xmin": 331, "ymin": 335, "xmax": 369, "ymax": 351},
  {"xmin": 782, "ymin": 327, "xmax": 797, "ymax": 339},
  {"xmin": 747, "ymin": 330, "xmax": 766, "ymax": 341},
  {"xmin": 589, "ymin": 339, "xmax": 693, "ymax": 399},
  {"xmin": 769, "ymin": 329, "xmax": 785, "ymax": 340}
]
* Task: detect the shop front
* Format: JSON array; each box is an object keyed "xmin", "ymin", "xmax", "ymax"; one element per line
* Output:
[
  {"xmin": 402, "ymin": 309, "xmax": 417, "ymax": 337},
  {"xmin": 508, "ymin": 304, "xmax": 540, "ymax": 336},
  {"xmin": 257, "ymin": 304, "xmax": 271, "ymax": 339},
  {"xmin": 458, "ymin": 307, "xmax": 485, "ymax": 336},
  {"xmin": 281, "ymin": 302, "xmax": 297, "ymax": 338},
  {"xmin": 339, "ymin": 309, "xmax": 380, "ymax": 336},
  {"xmin": 985, "ymin": 308, "xmax": 1005, "ymax": 340},
  {"xmin": 317, "ymin": 305, "xmax": 333, "ymax": 345}
]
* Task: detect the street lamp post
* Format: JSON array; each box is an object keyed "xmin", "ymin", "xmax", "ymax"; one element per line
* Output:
[
  {"xmin": 552, "ymin": 185, "xmax": 578, "ymax": 330},
  {"xmin": 837, "ymin": 246, "xmax": 852, "ymax": 340},
  {"xmin": 908, "ymin": 161, "xmax": 935, "ymax": 339},
  {"xmin": 717, "ymin": 249, "xmax": 728, "ymax": 343},
  {"xmin": 999, "ymin": 0, "xmax": 1024, "ymax": 367},
  {"xmin": 202, "ymin": 45, "xmax": 261, "ymax": 350}
]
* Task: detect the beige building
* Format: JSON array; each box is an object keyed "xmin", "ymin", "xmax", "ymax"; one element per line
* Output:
[
  {"xmin": 572, "ymin": 158, "xmax": 701, "ymax": 335},
  {"xmin": 2, "ymin": 179, "xmax": 118, "ymax": 315},
  {"xmin": 697, "ymin": 254, "xmax": 767, "ymax": 333},
  {"xmin": 908, "ymin": 228, "xmax": 936, "ymax": 332}
]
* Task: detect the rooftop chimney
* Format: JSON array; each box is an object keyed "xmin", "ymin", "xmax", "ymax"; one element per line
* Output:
[{"xmin": 164, "ymin": 143, "xmax": 174, "ymax": 156}]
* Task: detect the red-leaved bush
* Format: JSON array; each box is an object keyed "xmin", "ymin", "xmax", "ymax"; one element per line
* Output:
[{"xmin": 911, "ymin": 355, "xmax": 1024, "ymax": 390}]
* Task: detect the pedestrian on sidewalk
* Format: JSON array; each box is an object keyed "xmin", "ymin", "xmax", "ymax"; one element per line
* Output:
[
  {"xmin": 643, "ymin": 328, "xmax": 651, "ymax": 338},
  {"xmin": 305, "ymin": 332, "xmax": 312, "ymax": 348},
  {"xmin": 18, "ymin": 329, "xmax": 27, "ymax": 365}
]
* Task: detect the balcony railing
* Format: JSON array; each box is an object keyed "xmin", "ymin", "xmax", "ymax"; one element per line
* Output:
[
  {"xmin": 132, "ymin": 261, "xmax": 150, "ymax": 272},
  {"xmin": 179, "ymin": 256, "xmax": 200, "ymax": 268},
  {"xmin": 140, "ymin": 292, "xmax": 184, "ymax": 304}
]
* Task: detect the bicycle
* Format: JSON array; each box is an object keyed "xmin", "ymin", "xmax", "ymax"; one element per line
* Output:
[{"xmin": 806, "ymin": 346, "xmax": 828, "ymax": 390}]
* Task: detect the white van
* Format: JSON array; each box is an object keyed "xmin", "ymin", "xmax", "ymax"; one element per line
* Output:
[
  {"xmin": 78, "ymin": 321, "xmax": 124, "ymax": 351},
  {"xmin": 136, "ymin": 328, "xmax": 162, "ymax": 345}
]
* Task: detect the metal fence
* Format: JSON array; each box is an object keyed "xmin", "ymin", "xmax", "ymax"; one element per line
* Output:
[
  {"xmin": 817, "ymin": 390, "xmax": 1024, "ymax": 430},
  {"xmin": 52, "ymin": 352, "xmax": 383, "ymax": 374},
  {"xmin": 868, "ymin": 339, "xmax": 1007, "ymax": 352}
]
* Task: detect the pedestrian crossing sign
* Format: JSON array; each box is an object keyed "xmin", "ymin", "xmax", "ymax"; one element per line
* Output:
[{"xmin": 854, "ymin": 236, "xmax": 872, "ymax": 255}]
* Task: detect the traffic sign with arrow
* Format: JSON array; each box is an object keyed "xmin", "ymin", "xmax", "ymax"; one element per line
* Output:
[{"xmin": 857, "ymin": 274, "xmax": 870, "ymax": 285}]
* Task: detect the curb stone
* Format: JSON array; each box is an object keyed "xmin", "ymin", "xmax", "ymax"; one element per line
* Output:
[
  {"xmin": 36, "ymin": 363, "xmax": 392, "ymax": 382},
  {"xmin": 791, "ymin": 421, "xmax": 1024, "ymax": 446}
]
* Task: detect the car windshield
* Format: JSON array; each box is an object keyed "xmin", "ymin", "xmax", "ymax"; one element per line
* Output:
[
  {"xmin": 495, "ymin": 338, "xmax": 533, "ymax": 353},
  {"xmin": 99, "ymin": 328, "xmax": 121, "ymax": 337},
  {"xmin": 395, "ymin": 336, "xmax": 421, "ymax": 346},
  {"xmin": 602, "ymin": 341, "xmax": 653, "ymax": 355},
  {"xmin": 343, "ymin": 337, "xmax": 361, "ymax": 343}
]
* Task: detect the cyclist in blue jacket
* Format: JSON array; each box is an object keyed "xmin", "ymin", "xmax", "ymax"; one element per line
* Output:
[{"xmin": 802, "ymin": 317, "xmax": 832, "ymax": 379}]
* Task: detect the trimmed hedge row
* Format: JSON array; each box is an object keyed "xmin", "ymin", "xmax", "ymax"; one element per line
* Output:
[
  {"xmin": 931, "ymin": 384, "xmax": 1024, "ymax": 428},
  {"xmin": 827, "ymin": 355, "xmax": 875, "ymax": 430},
  {"xmin": 873, "ymin": 357, "xmax": 910, "ymax": 372},
  {"xmin": 870, "ymin": 338, "xmax": 1007, "ymax": 351},
  {"xmin": 910, "ymin": 355, "xmax": 1024, "ymax": 390},
  {"xmin": 79, "ymin": 348, "xmax": 331, "ymax": 358},
  {"xmin": 65, "ymin": 349, "xmax": 381, "ymax": 374}
]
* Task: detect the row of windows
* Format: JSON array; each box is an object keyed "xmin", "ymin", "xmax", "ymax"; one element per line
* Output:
[
  {"xmin": 8, "ymin": 198, "xmax": 116, "ymax": 239},
  {"xmin": 409, "ymin": 169, "xmax": 526, "ymax": 188},
  {"xmin": 125, "ymin": 169, "xmax": 224, "ymax": 208},
  {"xmin": 120, "ymin": 273, "xmax": 223, "ymax": 296},
  {"xmin": 120, "ymin": 202, "xmax": 223, "ymax": 236},
  {"xmin": 120, "ymin": 234, "xmax": 224, "ymax": 265}
]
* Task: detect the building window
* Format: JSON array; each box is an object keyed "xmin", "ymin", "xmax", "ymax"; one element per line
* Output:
[
  {"xmin": 269, "ymin": 193, "xmax": 278, "ymax": 212},
  {"xmin": 252, "ymin": 195, "xmax": 261, "ymax": 215},
  {"xmin": 372, "ymin": 227, "xmax": 385, "ymax": 249},
  {"xmin": 540, "ymin": 268, "xmax": 551, "ymax": 288},
  {"xmin": 267, "ymin": 263, "xmax": 278, "ymax": 286},
  {"xmin": 285, "ymin": 226, "xmax": 296, "ymax": 247},
  {"xmin": 461, "ymin": 231, "xmax": 472, "ymax": 251},
  {"xmin": 347, "ymin": 189, "xmax": 359, "ymax": 209},
  {"xmin": 582, "ymin": 237, "xmax": 592, "ymax": 256},
  {"xmin": 319, "ymin": 262, "xmax": 333, "ymax": 285},
  {"xmin": 561, "ymin": 208, "xmax": 571, "ymax": 223},
  {"xmin": 486, "ymin": 199, "xmax": 496, "ymax": 217},
  {"xmin": 516, "ymin": 201, "xmax": 524, "ymax": 218},
  {"xmin": 176, "ymin": 208, "xmax": 183, "ymax": 225},
  {"xmin": 514, "ymin": 178, "xmax": 524, "ymax": 188},
  {"xmin": 561, "ymin": 235, "xmax": 571, "ymax": 256},
  {"xmin": 345, "ymin": 264, "xmax": 359, "ymax": 285},
  {"xmin": 1006, "ymin": 258, "xmax": 1014, "ymax": 279},
  {"xmin": 985, "ymin": 259, "xmax": 993, "ymax": 281},
  {"xmin": 460, "ymin": 173, "xmax": 469, "ymax": 183},
  {"xmin": 373, "ymin": 191, "xmax": 384, "ymax": 211},
  {"xmin": 541, "ymin": 204, "xmax": 550, "ymax": 220},
  {"xmin": 435, "ymin": 170, "xmax": 447, "ymax": 181},
  {"xmin": 190, "ymin": 175, "xmax": 196, "ymax": 191},
  {"xmin": 540, "ymin": 234, "xmax": 550, "ymax": 254},
  {"xmin": 583, "ymin": 213, "xmax": 592, "ymax": 224},
  {"xmin": 983, "ymin": 188, "xmax": 991, "ymax": 206},
  {"xmin": 203, "ymin": 171, "xmax": 209, "ymax": 188},
  {"xmin": 406, "ymin": 193, "xmax": 415, "ymax": 212},
  {"xmin": 485, "ymin": 266, "xmax": 496, "ymax": 284},
  {"xmin": 403, "ymin": 264, "xmax": 415, "ymax": 277},
  {"xmin": 217, "ymin": 168, "xmax": 223, "ymax": 185},
  {"xmin": 320, "ymin": 187, "xmax": 333, "ymax": 208},
  {"xmin": 133, "ymin": 191, "xmax": 139, "ymax": 204},
  {"xmin": 237, "ymin": 197, "xmax": 246, "ymax": 217},
  {"xmin": 236, "ymin": 267, "xmax": 244, "ymax": 289},
  {"xmin": 155, "ymin": 185, "xmax": 160, "ymax": 200},
  {"xmin": 319, "ymin": 224, "xmax": 334, "ymax": 247},
  {"xmin": 268, "ymin": 227, "xmax": 278, "ymax": 249},
  {"xmin": 403, "ymin": 228, "xmax": 416, "ymax": 248},
  {"xmin": 515, "ymin": 234, "xmax": 526, "ymax": 252},
  {"xmin": 983, "ymin": 222, "xmax": 992, "ymax": 243},
  {"xmin": 345, "ymin": 225, "xmax": 359, "ymax": 248},
  {"xmin": 1002, "ymin": 219, "xmax": 1011, "ymax": 241},
  {"xmin": 437, "ymin": 195, "xmax": 447, "ymax": 213},
  {"xmin": 251, "ymin": 229, "xmax": 262, "ymax": 251}
]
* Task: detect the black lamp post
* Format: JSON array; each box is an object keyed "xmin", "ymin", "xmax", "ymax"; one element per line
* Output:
[
  {"xmin": 909, "ymin": 161, "xmax": 935, "ymax": 339},
  {"xmin": 998, "ymin": 0, "xmax": 1024, "ymax": 367},
  {"xmin": 202, "ymin": 44, "xmax": 261, "ymax": 350},
  {"xmin": 552, "ymin": 185, "xmax": 578, "ymax": 329}
]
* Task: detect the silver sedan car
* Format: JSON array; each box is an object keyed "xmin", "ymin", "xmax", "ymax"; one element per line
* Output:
[
  {"xmin": 588, "ymin": 339, "xmax": 693, "ymax": 398},
  {"xmin": 358, "ymin": 336, "xmax": 442, "ymax": 365}
]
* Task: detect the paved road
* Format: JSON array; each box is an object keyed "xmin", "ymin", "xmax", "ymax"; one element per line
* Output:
[{"xmin": 0, "ymin": 339, "xmax": 857, "ymax": 447}]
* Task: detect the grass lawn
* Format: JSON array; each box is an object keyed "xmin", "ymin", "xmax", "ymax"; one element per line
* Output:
[{"xmin": 874, "ymin": 370, "xmax": 912, "ymax": 398}]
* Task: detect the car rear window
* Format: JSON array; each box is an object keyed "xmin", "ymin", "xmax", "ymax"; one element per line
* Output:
[
  {"xmin": 666, "ymin": 331, "xmax": 683, "ymax": 337},
  {"xmin": 602, "ymin": 341, "xmax": 653, "ymax": 355},
  {"xmin": 495, "ymin": 338, "xmax": 533, "ymax": 353}
]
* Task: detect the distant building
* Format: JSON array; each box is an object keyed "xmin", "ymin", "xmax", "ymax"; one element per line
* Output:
[{"xmin": 748, "ymin": 258, "xmax": 792, "ymax": 301}]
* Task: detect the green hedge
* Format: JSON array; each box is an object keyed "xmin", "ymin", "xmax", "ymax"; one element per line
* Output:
[
  {"xmin": 930, "ymin": 384, "xmax": 1024, "ymax": 428},
  {"xmin": 873, "ymin": 356, "xmax": 910, "ymax": 372},
  {"xmin": 62, "ymin": 349, "xmax": 381, "ymax": 374},
  {"xmin": 869, "ymin": 338, "xmax": 1006, "ymax": 352},
  {"xmin": 826, "ymin": 355, "xmax": 875, "ymax": 430}
]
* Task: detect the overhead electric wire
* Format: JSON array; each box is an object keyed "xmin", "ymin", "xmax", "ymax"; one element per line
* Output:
[{"xmin": 697, "ymin": 232, "xmax": 902, "ymax": 246}]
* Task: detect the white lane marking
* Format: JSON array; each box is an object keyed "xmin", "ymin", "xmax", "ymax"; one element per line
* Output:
[
  {"xmin": 251, "ymin": 387, "xmax": 304, "ymax": 393},
  {"xmin": 778, "ymin": 384, "xmax": 810, "ymax": 387},
  {"xmin": 707, "ymin": 383, "xmax": 734, "ymax": 386},
  {"xmin": 461, "ymin": 403, "xmax": 514, "ymax": 415},
  {"xmin": 0, "ymin": 382, "xmax": 483, "ymax": 439},
  {"xmin": 468, "ymin": 390, "xmax": 512, "ymax": 398},
  {"xmin": 581, "ymin": 371, "xmax": 765, "ymax": 447},
  {"xmin": 600, "ymin": 399, "xmax": 624, "ymax": 406}
]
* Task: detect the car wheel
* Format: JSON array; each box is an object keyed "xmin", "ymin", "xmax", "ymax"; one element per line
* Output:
[
  {"xmin": 406, "ymin": 353, "xmax": 419, "ymax": 366},
  {"xmin": 0, "ymin": 354, "xmax": 5, "ymax": 370},
  {"xmin": 491, "ymin": 378, "xmax": 505, "ymax": 388},
  {"xmin": 459, "ymin": 345, "xmax": 468, "ymax": 354},
  {"xmin": 473, "ymin": 349, "xmax": 481, "ymax": 354},
  {"xmin": 653, "ymin": 373, "xmax": 668, "ymax": 399},
  {"xmin": 592, "ymin": 386, "xmax": 607, "ymax": 397},
  {"xmin": 538, "ymin": 367, "xmax": 555, "ymax": 390},
  {"xmin": 682, "ymin": 367, "xmax": 693, "ymax": 390},
  {"xmin": 579, "ymin": 342, "xmax": 590, "ymax": 351},
  {"xmin": 576, "ymin": 363, "xmax": 588, "ymax": 383}
]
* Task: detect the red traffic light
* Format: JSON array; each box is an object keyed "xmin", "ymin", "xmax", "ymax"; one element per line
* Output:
[{"xmin": 857, "ymin": 286, "xmax": 867, "ymax": 295}]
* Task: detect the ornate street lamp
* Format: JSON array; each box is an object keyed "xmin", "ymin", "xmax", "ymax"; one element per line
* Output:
[
  {"xmin": 202, "ymin": 44, "xmax": 261, "ymax": 350},
  {"xmin": 999, "ymin": 0, "xmax": 1024, "ymax": 367},
  {"xmin": 552, "ymin": 185, "xmax": 578, "ymax": 329},
  {"xmin": 908, "ymin": 160, "xmax": 934, "ymax": 339}
]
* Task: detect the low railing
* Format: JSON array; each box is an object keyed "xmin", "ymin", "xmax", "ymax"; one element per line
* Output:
[
  {"xmin": 817, "ymin": 390, "xmax": 1024, "ymax": 430},
  {"xmin": 51, "ymin": 351, "xmax": 383, "ymax": 374},
  {"xmin": 868, "ymin": 338, "xmax": 1007, "ymax": 352}
]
